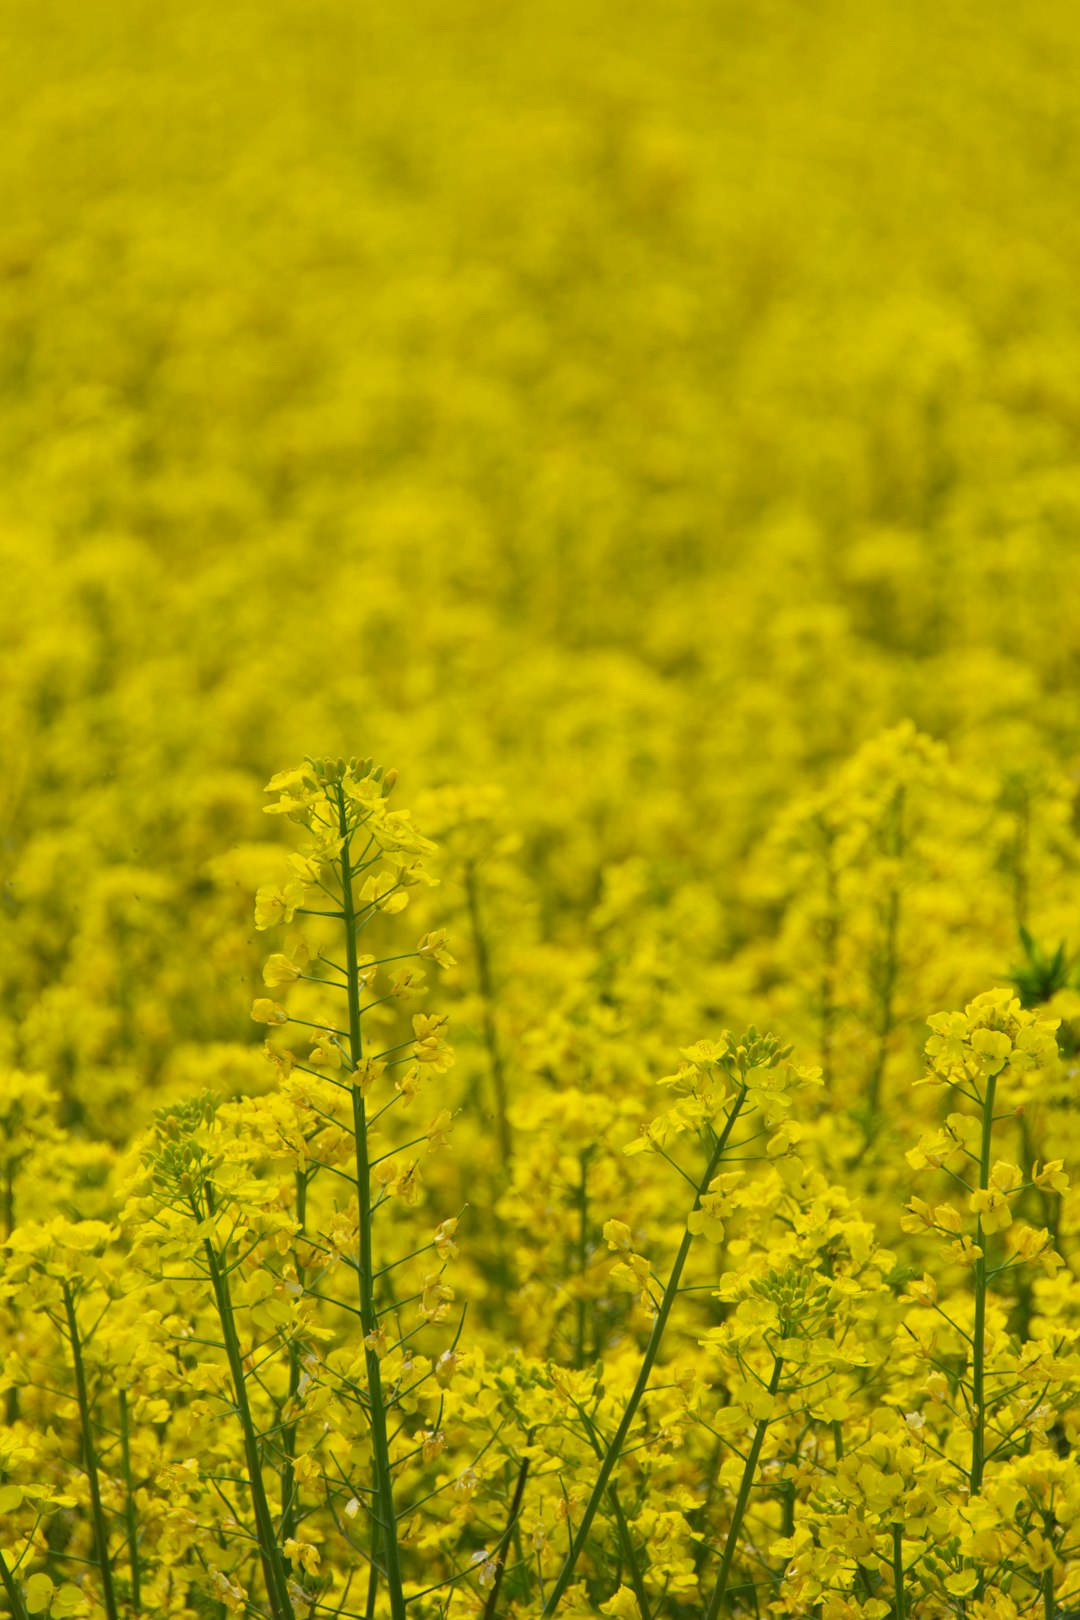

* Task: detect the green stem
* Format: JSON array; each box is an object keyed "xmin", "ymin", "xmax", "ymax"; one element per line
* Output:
[
  {"xmin": 340, "ymin": 791, "xmax": 407, "ymax": 1620},
  {"xmin": 62, "ymin": 1282, "xmax": 120, "ymax": 1620},
  {"xmin": 574, "ymin": 1148, "xmax": 593, "ymax": 1369},
  {"xmin": 571, "ymin": 1403, "xmax": 653, "ymax": 1620},
  {"xmin": 692, "ymin": 1440, "xmax": 726, "ymax": 1578},
  {"xmin": 281, "ymin": 1171, "xmax": 307, "ymax": 1545},
  {"xmin": 3, "ymin": 1159, "xmax": 18, "ymax": 1429},
  {"xmin": 365, "ymin": 1520, "xmax": 382, "ymax": 1620},
  {"xmin": 892, "ymin": 1523, "xmax": 905, "ymax": 1620},
  {"xmin": 970, "ymin": 1071, "xmax": 998, "ymax": 1497},
  {"xmin": 866, "ymin": 788, "xmax": 905, "ymax": 1126},
  {"xmin": 607, "ymin": 1485, "xmax": 653, "ymax": 1620},
  {"xmin": 1013, "ymin": 791, "xmax": 1030, "ymax": 933},
  {"xmin": 202, "ymin": 1230, "xmax": 294, "ymax": 1620},
  {"xmin": 118, "ymin": 1388, "xmax": 142, "ymax": 1612},
  {"xmin": 482, "ymin": 1451, "xmax": 533, "ymax": 1620},
  {"xmin": 703, "ymin": 1353, "xmax": 784, "ymax": 1620},
  {"xmin": 818, "ymin": 841, "xmax": 838, "ymax": 1089},
  {"xmin": 780, "ymin": 1477, "xmax": 795, "ymax": 1539},
  {"xmin": 1043, "ymin": 1563, "xmax": 1054, "ymax": 1620},
  {"xmin": 542, "ymin": 1087, "xmax": 748, "ymax": 1618},
  {"xmin": 0, "ymin": 1549, "xmax": 30, "ymax": 1620},
  {"xmin": 465, "ymin": 863, "xmax": 512, "ymax": 1164}
]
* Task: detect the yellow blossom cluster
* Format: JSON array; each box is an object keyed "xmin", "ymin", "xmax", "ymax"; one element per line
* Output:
[{"xmin": 3, "ymin": 0, "xmax": 1080, "ymax": 1615}]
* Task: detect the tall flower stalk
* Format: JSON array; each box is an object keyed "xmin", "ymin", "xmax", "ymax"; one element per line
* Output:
[
  {"xmin": 253, "ymin": 758, "xmax": 457, "ymax": 1620},
  {"xmin": 542, "ymin": 1028, "xmax": 822, "ymax": 1616}
]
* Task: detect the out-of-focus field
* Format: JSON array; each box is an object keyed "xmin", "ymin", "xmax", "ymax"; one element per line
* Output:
[{"xmin": 3, "ymin": 2, "xmax": 1080, "ymax": 1617}]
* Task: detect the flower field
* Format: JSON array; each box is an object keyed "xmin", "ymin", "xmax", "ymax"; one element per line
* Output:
[{"xmin": 3, "ymin": 1, "xmax": 1080, "ymax": 1616}]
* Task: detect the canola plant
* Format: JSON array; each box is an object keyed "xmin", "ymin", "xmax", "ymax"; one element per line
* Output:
[{"xmin": 2, "ymin": 1, "xmax": 1080, "ymax": 1616}]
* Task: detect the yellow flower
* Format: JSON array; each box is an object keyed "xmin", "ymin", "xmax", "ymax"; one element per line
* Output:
[
  {"xmin": 969, "ymin": 1186, "xmax": 1012, "ymax": 1233},
  {"xmin": 900, "ymin": 1197, "xmax": 937, "ymax": 1234},
  {"xmin": 251, "ymin": 998, "xmax": 288, "ymax": 1025},
  {"xmin": 309, "ymin": 1031, "xmax": 342, "ymax": 1068},
  {"xmin": 283, "ymin": 1538, "xmax": 320, "ymax": 1575},
  {"xmin": 1032, "ymin": 1159, "xmax": 1069, "ymax": 1193},
  {"xmin": 943, "ymin": 1235, "xmax": 983, "ymax": 1267},
  {"xmin": 601, "ymin": 1588, "xmax": 641, "ymax": 1619},
  {"xmin": 213, "ymin": 1572, "xmax": 249, "ymax": 1613},
  {"xmin": 254, "ymin": 880, "xmax": 307, "ymax": 930},
  {"xmin": 359, "ymin": 871, "xmax": 409, "ymax": 915},
  {"xmin": 1011, "ymin": 1225, "xmax": 1064, "ymax": 1275},
  {"xmin": 419, "ymin": 1272, "xmax": 454, "ymax": 1322},
  {"xmin": 364, "ymin": 1327, "xmax": 388, "ymax": 1358},
  {"xmin": 356, "ymin": 954, "xmax": 377, "ymax": 988},
  {"xmin": 421, "ymin": 1428, "xmax": 446, "ymax": 1463},
  {"xmin": 602, "ymin": 1219, "xmax": 633, "ymax": 1252},
  {"xmin": 264, "ymin": 1042, "xmax": 294, "ymax": 1078},
  {"xmin": 390, "ymin": 966, "xmax": 427, "ymax": 1001},
  {"xmin": 687, "ymin": 1203, "xmax": 725, "ymax": 1242},
  {"xmin": 262, "ymin": 953, "xmax": 301, "ymax": 987},
  {"xmin": 370, "ymin": 811, "xmax": 438, "ymax": 857},
  {"xmin": 391, "ymin": 1160, "xmax": 423, "ymax": 1205},
  {"xmin": 394, "ymin": 1063, "xmax": 422, "ymax": 1101},
  {"xmin": 426, "ymin": 1109, "xmax": 453, "ymax": 1149},
  {"xmin": 412, "ymin": 1013, "xmax": 454, "ymax": 1071},
  {"xmin": 905, "ymin": 1273, "xmax": 938, "ymax": 1306},
  {"xmin": 969, "ymin": 1026, "xmax": 1013, "ymax": 1074},
  {"xmin": 417, "ymin": 930, "xmax": 456, "ymax": 967},
  {"xmin": 352, "ymin": 1057, "xmax": 384, "ymax": 1095},
  {"xmin": 433, "ymin": 1217, "xmax": 459, "ymax": 1258}
]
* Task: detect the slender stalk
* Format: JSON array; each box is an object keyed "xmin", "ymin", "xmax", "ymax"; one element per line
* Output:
[
  {"xmin": 464, "ymin": 862, "xmax": 512, "ymax": 1163},
  {"xmin": 607, "ymin": 1486, "xmax": 653, "ymax": 1620},
  {"xmin": 780, "ymin": 1477, "xmax": 795, "ymax": 1540},
  {"xmin": 542, "ymin": 1088, "xmax": 748, "ymax": 1617},
  {"xmin": 692, "ymin": 1440, "xmax": 725, "ymax": 1578},
  {"xmin": 482, "ymin": 1452, "xmax": 533, "ymax": 1620},
  {"xmin": 866, "ymin": 790, "xmax": 904, "ymax": 1122},
  {"xmin": 364, "ymin": 1520, "xmax": 382, "ymax": 1620},
  {"xmin": 574, "ymin": 1147, "xmax": 593, "ymax": 1369},
  {"xmin": 2, "ymin": 1158, "xmax": 14, "ymax": 1239},
  {"xmin": 202, "ymin": 1230, "xmax": 294, "ymax": 1620},
  {"xmin": 1012, "ymin": 789, "xmax": 1030, "ymax": 933},
  {"xmin": 62, "ymin": 1282, "xmax": 120, "ymax": 1620},
  {"xmin": 281, "ymin": 1171, "xmax": 307, "ymax": 1545},
  {"xmin": 3, "ymin": 1160, "xmax": 18, "ymax": 1429},
  {"xmin": 970, "ymin": 1073, "xmax": 998, "ymax": 1496},
  {"xmin": 818, "ymin": 852, "xmax": 839, "ymax": 1090},
  {"xmin": 892, "ymin": 1523, "xmax": 905, "ymax": 1620},
  {"xmin": 703, "ymin": 1353, "xmax": 784, "ymax": 1620},
  {"xmin": 1042, "ymin": 1563, "xmax": 1054, "ymax": 1620},
  {"xmin": 0, "ymin": 1549, "xmax": 30, "ymax": 1620},
  {"xmin": 571, "ymin": 1401, "xmax": 653, "ymax": 1620},
  {"xmin": 339, "ymin": 789, "xmax": 408, "ymax": 1620},
  {"xmin": 118, "ymin": 1388, "xmax": 142, "ymax": 1612},
  {"xmin": 867, "ymin": 884, "xmax": 900, "ymax": 1119}
]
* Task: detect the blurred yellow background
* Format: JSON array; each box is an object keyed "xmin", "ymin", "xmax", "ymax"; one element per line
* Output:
[{"xmin": 2, "ymin": 0, "xmax": 1080, "ymax": 1115}]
